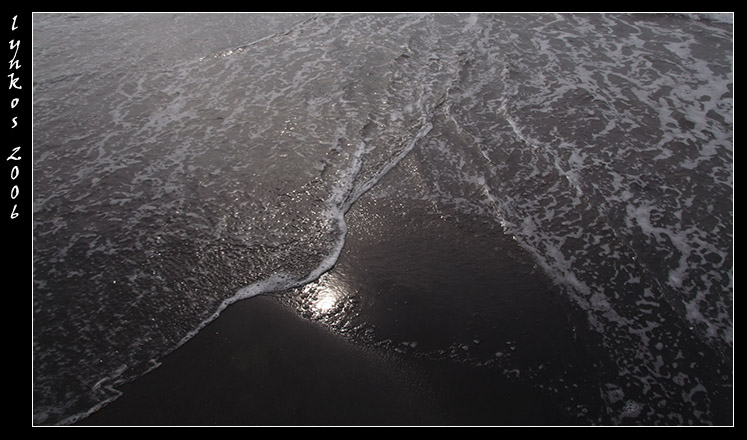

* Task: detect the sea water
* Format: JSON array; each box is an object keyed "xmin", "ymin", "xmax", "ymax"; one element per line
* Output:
[{"xmin": 32, "ymin": 13, "xmax": 732, "ymax": 425}]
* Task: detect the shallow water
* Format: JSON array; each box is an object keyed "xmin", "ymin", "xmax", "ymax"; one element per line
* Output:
[{"xmin": 32, "ymin": 13, "xmax": 732, "ymax": 425}]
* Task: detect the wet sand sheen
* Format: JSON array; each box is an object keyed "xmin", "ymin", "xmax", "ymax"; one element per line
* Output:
[
  {"xmin": 33, "ymin": 14, "xmax": 732, "ymax": 426},
  {"xmin": 79, "ymin": 296, "xmax": 571, "ymax": 426},
  {"xmin": 81, "ymin": 149, "xmax": 601, "ymax": 426}
]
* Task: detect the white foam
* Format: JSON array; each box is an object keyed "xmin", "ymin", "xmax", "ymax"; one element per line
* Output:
[
  {"xmin": 33, "ymin": 13, "xmax": 732, "ymax": 426},
  {"xmin": 684, "ymin": 13, "xmax": 733, "ymax": 24},
  {"xmin": 175, "ymin": 120, "xmax": 434, "ymax": 353}
]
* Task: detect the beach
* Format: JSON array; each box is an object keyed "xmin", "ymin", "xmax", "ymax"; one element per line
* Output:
[
  {"xmin": 79, "ymin": 297, "xmax": 575, "ymax": 426},
  {"xmin": 80, "ymin": 149, "xmax": 600, "ymax": 426},
  {"xmin": 32, "ymin": 13, "xmax": 732, "ymax": 426}
]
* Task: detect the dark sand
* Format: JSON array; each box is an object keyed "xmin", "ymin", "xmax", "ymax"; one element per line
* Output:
[
  {"xmin": 80, "ymin": 153, "xmax": 602, "ymax": 426},
  {"xmin": 79, "ymin": 295, "xmax": 571, "ymax": 426}
]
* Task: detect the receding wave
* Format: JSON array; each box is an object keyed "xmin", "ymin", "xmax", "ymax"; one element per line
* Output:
[{"xmin": 32, "ymin": 13, "xmax": 732, "ymax": 425}]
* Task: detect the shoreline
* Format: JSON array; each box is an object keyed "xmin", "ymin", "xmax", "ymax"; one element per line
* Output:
[
  {"xmin": 78, "ymin": 151, "xmax": 599, "ymax": 426},
  {"xmin": 75, "ymin": 149, "xmax": 733, "ymax": 425},
  {"xmin": 79, "ymin": 293, "xmax": 584, "ymax": 426},
  {"xmin": 80, "ymin": 295, "xmax": 446, "ymax": 426}
]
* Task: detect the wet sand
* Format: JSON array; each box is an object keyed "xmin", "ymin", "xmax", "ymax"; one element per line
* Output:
[
  {"xmin": 79, "ymin": 296, "xmax": 584, "ymax": 426},
  {"xmin": 79, "ymin": 152, "xmax": 602, "ymax": 426}
]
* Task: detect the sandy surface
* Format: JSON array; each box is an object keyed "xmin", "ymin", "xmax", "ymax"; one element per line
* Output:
[{"xmin": 79, "ymin": 153, "xmax": 597, "ymax": 426}]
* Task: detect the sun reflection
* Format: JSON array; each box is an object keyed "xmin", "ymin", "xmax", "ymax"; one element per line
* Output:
[
  {"xmin": 314, "ymin": 289, "xmax": 339, "ymax": 312},
  {"xmin": 301, "ymin": 272, "xmax": 349, "ymax": 316}
]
